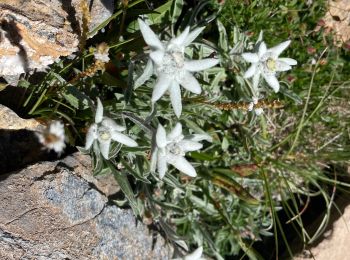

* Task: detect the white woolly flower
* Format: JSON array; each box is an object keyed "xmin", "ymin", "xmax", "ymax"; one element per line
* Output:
[
  {"xmin": 37, "ymin": 121, "xmax": 66, "ymax": 154},
  {"xmin": 94, "ymin": 52, "xmax": 110, "ymax": 63},
  {"xmin": 173, "ymin": 246, "xmax": 204, "ymax": 260},
  {"xmin": 137, "ymin": 19, "xmax": 219, "ymax": 117},
  {"xmin": 85, "ymin": 98, "xmax": 138, "ymax": 159},
  {"xmin": 242, "ymin": 40, "xmax": 297, "ymax": 92},
  {"xmin": 151, "ymin": 123, "xmax": 211, "ymax": 179},
  {"xmin": 94, "ymin": 42, "xmax": 110, "ymax": 62}
]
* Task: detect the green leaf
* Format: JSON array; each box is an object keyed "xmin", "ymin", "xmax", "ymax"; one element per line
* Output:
[
  {"xmin": 189, "ymin": 195, "xmax": 218, "ymax": 215},
  {"xmin": 120, "ymin": 158, "xmax": 151, "ymax": 184},
  {"xmin": 124, "ymin": 62, "xmax": 135, "ymax": 104},
  {"xmin": 127, "ymin": 0, "xmax": 173, "ymax": 31},
  {"xmin": 17, "ymin": 79, "xmax": 30, "ymax": 89},
  {"xmin": 279, "ymin": 84, "xmax": 303, "ymax": 104},
  {"xmin": 108, "ymin": 161, "xmax": 140, "ymax": 216},
  {"xmin": 190, "ymin": 151, "xmax": 216, "ymax": 161},
  {"xmin": 217, "ymin": 20, "xmax": 228, "ymax": 52},
  {"xmin": 171, "ymin": 0, "xmax": 183, "ymax": 25},
  {"xmin": 211, "ymin": 172, "xmax": 259, "ymax": 204},
  {"xmin": 62, "ymin": 86, "xmax": 90, "ymax": 109},
  {"xmin": 148, "ymin": 0, "xmax": 173, "ymax": 25}
]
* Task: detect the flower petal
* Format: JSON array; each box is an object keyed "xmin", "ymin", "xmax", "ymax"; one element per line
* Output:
[
  {"xmin": 269, "ymin": 40, "xmax": 291, "ymax": 56},
  {"xmin": 278, "ymin": 57, "xmax": 297, "ymax": 66},
  {"xmin": 150, "ymin": 148, "xmax": 158, "ymax": 173},
  {"xmin": 179, "ymin": 72, "xmax": 201, "ymax": 94},
  {"xmin": 169, "ymin": 81, "xmax": 182, "ymax": 118},
  {"xmin": 85, "ymin": 124, "xmax": 98, "ymax": 149},
  {"xmin": 183, "ymin": 27, "xmax": 205, "ymax": 47},
  {"xmin": 156, "ymin": 124, "xmax": 167, "ymax": 148},
  {"xmin": 138, "ymin": 19, "xmax": 164, "ymax": 50},
  {"xmin": 244, "ymin": 64, "xmax": 257, "ymax": 78},
  {"xmin": 275, "ymin": 61, "xmax": 292, "ymax": 72},
  {"xmin": 242, "ymin": 53, "xmax": 259, "ymax": 63},
  {"xmin": 152, "ymin": 75, "xmax": 171, "ymax": 102},
  {"xmin": 134, "ymin": 59, "xmax": 153, "ymax": 88},
  {"xmin": 111, "ymin": 131, "xmax": 138, "ymax": 147},
  {"xmin": 95, "ymin": 98, "xmax": 103, "ymax": 123},
  {"xmin": 252, "ymin": 72, "xmax": 261, "ymax": 91},
  {"xmin": 263, "ymin": 73, "xmax": 280, "ymax": 92},
  {"xmin": 184, "ymin": 59, "xmax": 218, "ymax": 72},
  {"xmin": 167, "ymin": 123, "xmax": 183, "ymax": 141},
  {"xmin": 171, "ymin": 27, "xmax": 190, "ymax": 46},
  {"xmin": 167, "ymin": 154, "xmax": 197, "ymax": 177},
  {"xmin": 102, "ymin": 118, "xmax": 126, "ymax": 132},
  {"xmin": 157, "ymin": 149, "xmax": 168, "ymax": 179},
  {"xmin": 99, "ymin": 138, "xmax": 111, "ymax": 159},
  {"xmin": 150, "ymin": 50, "xmax": 165, "ymax": 65},
  {"xmin": 258, "ymin": 42, "xmax": 267, "ymax": 57},
  {"xmin": 184, "ymin": 246, "xmax": 203, "ymax": 260},
  {"xmin": 178, "ymin": 140, "xmax": 202, "ymax": 152}
]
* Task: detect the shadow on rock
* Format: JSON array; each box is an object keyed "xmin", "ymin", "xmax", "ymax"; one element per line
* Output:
[{"xmin": 0, "ymin": 129, "xmax": 58, "ymax": 175}]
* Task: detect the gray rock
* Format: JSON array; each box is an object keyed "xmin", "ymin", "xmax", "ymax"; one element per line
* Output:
[
  {"xmin": 0, "ymin": 154, "xmax": 173, "ymax": 259},
  {"xmin": 0, "ymin": 0, "xmax": 114, "ymax": 83}
]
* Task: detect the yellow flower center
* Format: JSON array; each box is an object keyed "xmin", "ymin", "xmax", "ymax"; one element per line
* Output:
[
  {"xmin": 266, "ymin": 58, "xmax": 277, "ymax": 71},
  {"xmin": 99, "ymin": 130, "xmax": 111, "ymax": 140}
]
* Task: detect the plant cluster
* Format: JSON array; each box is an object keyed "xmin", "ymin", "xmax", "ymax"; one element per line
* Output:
[{"xmin": 14, "ymin": 0, "xmax": 350, "ymax": 259}]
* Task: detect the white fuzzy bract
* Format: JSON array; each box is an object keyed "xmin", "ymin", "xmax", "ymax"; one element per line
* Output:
[
  {"xmin": 151, "ymin": 123, "xmax": 211, "ymax": 179},
  {"xmin": 37, "ymin": 121, "xmax": 66, "ymax": 155},
  {"xmin": 85, "ymin": 98, "xmax": 138, "ymax": 159},
  {"xmin": 137, "ymin": 19, "xmax": 219, "ymax": 117},
  {"xmin": 242, "ymin": 40, "xmax": 297, "ymax": 92}
]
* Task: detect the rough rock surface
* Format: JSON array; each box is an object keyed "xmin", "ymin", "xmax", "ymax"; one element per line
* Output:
[
  {"xmin": 0, "ymin": 0, "xmax": 114, "ymax": 80},
  {"xmin": 0, "ymin": 104, "xmax": 53, "ymax": 174},
  {"xmin": 0, "ymin": 153, "xmax": 173, "ymax": 259},
  {"xmin": 316, "ymin": 0, "xmax": 350, "ymax": 46},
  {"xmin": 0, "ymin": 104, "xmax": 42, "ymax": 130},
  {"xmin": 294, "ymin": 200, "xmax": 350, "ymax": 260}
]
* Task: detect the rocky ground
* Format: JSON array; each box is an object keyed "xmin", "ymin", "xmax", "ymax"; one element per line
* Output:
[
  {"xmin": 0, "ymin": 105, "xmax": 173, "ymax": 259},
  {"xmin": 0, "ymin": 153, "xmax": 173, "ymax": 259},
  {"xmin": 294, "ymin": 194, "xmax": 350, "ymax": 260}
]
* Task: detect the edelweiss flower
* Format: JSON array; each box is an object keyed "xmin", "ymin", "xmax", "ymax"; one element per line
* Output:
[
  {"xmin": 85, "ymin": 98, "xmax": 138, "ymax": 159},
  {"xmin": 151, "ymin": 123, "xmax": 211, "ymax": 179},
  {"xmin": 93, "ymin": 42, "xmax": 110, "ymax": 62},
  {"xmin": 173, "ymin": 246, "xmax": 204, "ymax": 260},
  {"xmin": 37, "ymin": 121, "xmax": 66, "ymax": 154},
  {"xmin": 137, "ymin": 19, "xmax": 219, "ymax": 117},
  {"xmin": 242, "ymin": 40, "xmax": 297, "ymax": 92}
]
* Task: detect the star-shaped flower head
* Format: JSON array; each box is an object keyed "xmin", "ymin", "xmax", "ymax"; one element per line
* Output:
[
  {"xmin": 137, "ymin": 19, "xmax": 219, "ymax": 117},
  {"xmin": 151, "ymin": 123, "xmax": 211, "ymax": 179},
  {"xmin": 242, "ymin": 40, "xmax": 297, "ymax": 92},
  {"xmin": 85, "ymin": 98, "xmax": 138, "ymax": 159}
]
